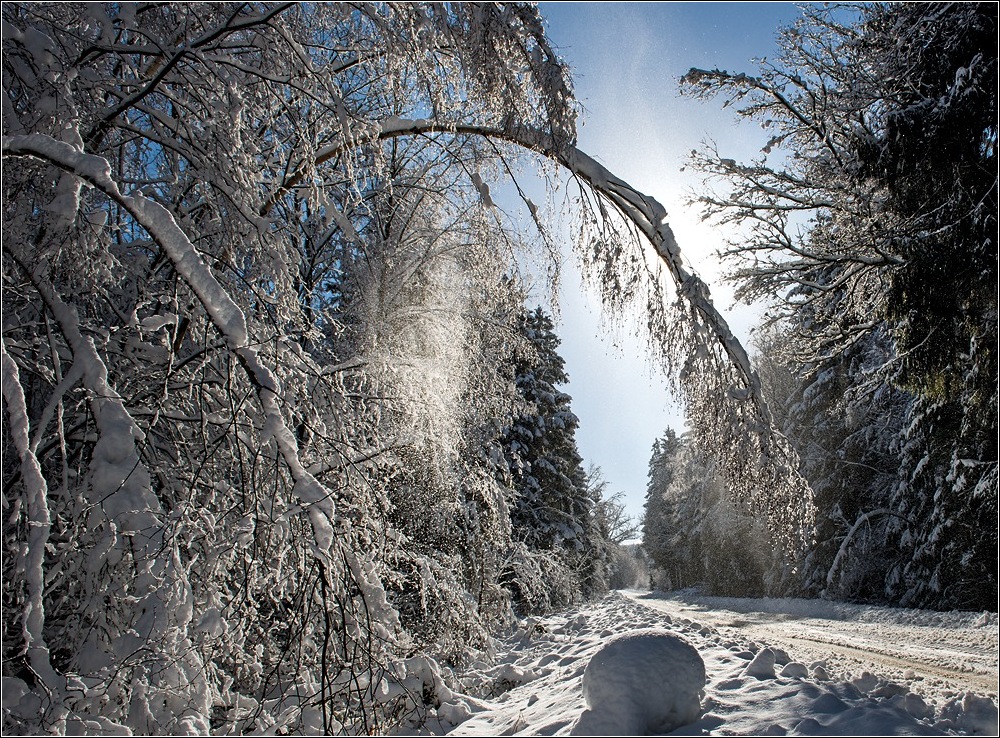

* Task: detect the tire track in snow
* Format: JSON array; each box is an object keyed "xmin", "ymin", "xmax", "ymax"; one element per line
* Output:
[
  {"xmin": 623, "ymin": 590, "xmax": 999, "ymax": 702},
  {"xmin": 747, "ymin": 626, "xmax": 999, "ymax": 697}
]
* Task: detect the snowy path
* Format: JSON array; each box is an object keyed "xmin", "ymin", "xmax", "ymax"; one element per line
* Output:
[
  {"xmin": 427, "ymin": 591, "xmax": 998, "ymax": 736},
  {"xmin": 624, "ymin": 590, "xmax": 999, "ymax": 702}
]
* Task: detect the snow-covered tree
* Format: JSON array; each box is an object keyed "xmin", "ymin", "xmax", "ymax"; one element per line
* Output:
[
  {"xmin": 863, "ymin": 4, "xmax": 997, "ymax": 612},
  {"xmin": 1, "ymin": 4, "xmax": 578, "ymax": 733},
  {"xmin": 2, "ymin": 2, "xmax": 825, "ymax": 733},
  {"xmin": 580, "ymin": 467, "xmax": 639, "ymax": 598},
  {"xmin": 338, "ymin": 147, "xmax": 530, "ymax": 663},
  {"xmin": 642, "ymin": 429, "xmax": 770, "ymax": 596},
  {"xmin": 500, "ymin": 307, "xmax": 601, "ymax": 612},
  {"xmin": 641, "ymin": 428, "xmax": 684, "ymax": 586},
  {"xmin": 754, "ymin": 326, "xmax": 910, "ymax": 601},
  {"xmin": 505, "ymin": 309, "xmax": 589, "ymax": 548},
  {"xmin": 683, "ymin": 2, "xmax": 997, "ymax": 610},
  {"xmin": 606, "ymin": 544, "xmax": 651, "ymax": 591}
]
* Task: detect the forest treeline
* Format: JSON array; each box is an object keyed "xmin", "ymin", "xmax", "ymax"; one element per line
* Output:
[
  {"xmin": 1, "ymin": 2, "xmax": 995, "ymax": 735},
  {"xmin": 643, "ymin": 2, "xmax": 996, "ymax": 613}
]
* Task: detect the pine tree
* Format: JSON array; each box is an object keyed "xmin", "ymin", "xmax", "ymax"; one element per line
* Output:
[
  {"xmin": 641, "ymin": 429, "xmax": 686, "ymax": 588},
  {"xmin": 501, "ymin": 307, "xmax": 598, "ymax": 611},
  {"xmin": 641, "ymin": 429, "xmax": 768, "ymax": 595},
  {"xmin": 756, "ymin": 327, "xmax": 911, "ymax": 601},
  {"xmin": 506, "ymin": 309, "xmax": 589, "ymax": 547},
  {"xmin": 864, "ymin": 3, "xmax": 997, "ymax": 611}
]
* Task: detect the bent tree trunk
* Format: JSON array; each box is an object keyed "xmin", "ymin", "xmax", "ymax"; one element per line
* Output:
[
  {"xmin": 286, "ymin": 117, "xmax": 816, "ymax": 559},
  {"xmin": 5, "ymin": 125, "xmax": 815, "ymax": 564}
]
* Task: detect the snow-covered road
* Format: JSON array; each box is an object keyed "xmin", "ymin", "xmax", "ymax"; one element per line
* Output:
[
  {"xmin": 431, "ymin": 591, "xmax": 998, "ymax": 736},
  {"xmin": 624, "ymin": 590, "xmax": 999, "ymax": 705}
]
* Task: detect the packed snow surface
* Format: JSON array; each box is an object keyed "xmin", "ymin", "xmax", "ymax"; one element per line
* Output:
[
  {"xmin": 407, "ymin": 590, "xmax": 997, "ymax": 736},
  {"xmin": 626, "ymin": 589, "xmax": 999, "ymax": 701},
  {"xmin": 574, "ymin": 629, "xmax": 705, "ymax": 735}
]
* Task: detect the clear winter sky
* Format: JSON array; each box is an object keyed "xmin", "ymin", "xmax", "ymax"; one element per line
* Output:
[{"xmin": 534, "ymin": 3, "xmax": 806, "ymax": 528}]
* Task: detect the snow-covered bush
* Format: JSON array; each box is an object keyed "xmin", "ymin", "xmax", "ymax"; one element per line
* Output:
[
  {"xmin": 572, "ymin": 629, "xmax": 706, "ymax": 735},
  {"xmin": 500, "ymin": 542, "xmax": 583, "ymax": 615}
]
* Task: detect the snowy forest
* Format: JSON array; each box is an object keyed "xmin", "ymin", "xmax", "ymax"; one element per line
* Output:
[
  {"xmin": 1, "ymin": 2, "xmax": 995, "ymax": 735},
  {"xmin": 641, "ymin": 2, "xmax": 996, "ymax": 613}
]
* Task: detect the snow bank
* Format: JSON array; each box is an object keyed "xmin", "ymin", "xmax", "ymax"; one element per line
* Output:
[
  {"xmin": 661, "ymin": 588, "xmax": 999, "ymax": 630},
  {"xmin": 572, "ymin": 629, "xmax": 705, "ymax": 735}
]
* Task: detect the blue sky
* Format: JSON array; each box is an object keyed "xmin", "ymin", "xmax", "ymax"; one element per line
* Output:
[{"xmin": 533, "ymin": 3, "xmax": 806, "ymax": 527}]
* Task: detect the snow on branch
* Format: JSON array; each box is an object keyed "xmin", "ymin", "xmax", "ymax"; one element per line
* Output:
[
  {"xmin": 307, "ymin": 118, "xmax": 763, "ymax": 415},
  {"xmin": 297, "ymin": 118, "xmax": 815, "ymax": 558},
  {"xmin": 5, "ymin": 243, "xmax": 212, "ymax": 730},
  {"xmin": 1, "ymin": 340, "xmax": 65, "ymax": 710},
  {"xmin": 2, "ymin": 133, "xmax": 337, "ymax": 556}
]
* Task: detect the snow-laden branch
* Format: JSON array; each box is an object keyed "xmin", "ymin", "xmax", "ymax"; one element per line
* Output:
[
  {"xmin": 291, "ymin": 116, "xmax": 814, "ymax": 557},
  {"xmin": 83, "ymin": 2, "xmax": 297, "ymax": 147},
  {"xmin": 4, "ymin": 246, "xmax": 213, "ymax": 729},
  {"xmin": 824, "ymin": 507, "xmax": 914, "ymax": 593},
  {"xmin": 302, "ymin": 117, "xmax": 774, "ymax": 436},
  {"xmin": 2, "ymin": 133, "xmax": 337, "ymax": 556},
  {"xmin": 1, "ymin": 340, "xmax": 65, "ymax": 713}
]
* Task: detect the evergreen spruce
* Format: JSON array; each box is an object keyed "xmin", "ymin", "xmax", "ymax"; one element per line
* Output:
[{"xmin": 501, "ymin": 308, "xmax": 601, "ymax": 611}]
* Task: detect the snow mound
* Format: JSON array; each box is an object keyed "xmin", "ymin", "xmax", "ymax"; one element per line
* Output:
[
  {"xmin": 941, "ymin": 693, "xmax": 1000, "ymax": 735},
  {"xmin": 572, "ymin": 629, "xmax": 705, "ymax": 736},
  {"xmin": 743, "ymin": 647, "xmax": 777, "ymax": 678}
]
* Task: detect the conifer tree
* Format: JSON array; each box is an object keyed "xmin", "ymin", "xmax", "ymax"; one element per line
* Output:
[
  {"xmin": 501, "ymin": 307, "xmax": 598, "ymax": 611},
  {"xmin": 641, "ymin": 429, "xmax": 768, "ymax": 595}
]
